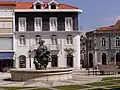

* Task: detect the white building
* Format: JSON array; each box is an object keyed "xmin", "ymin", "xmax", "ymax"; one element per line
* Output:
[
  {"xmin": 14, "ymin": 0, "xmax": 82, "ymax": 70},
  {"xmin": 0, "ymin": 1, "xmax": 16, "ymax": 72}
]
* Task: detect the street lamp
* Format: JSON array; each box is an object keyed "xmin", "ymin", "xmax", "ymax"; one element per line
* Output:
[{"xmin": 28, "ymin": 50, "xmax": 31, "ymax": 68}]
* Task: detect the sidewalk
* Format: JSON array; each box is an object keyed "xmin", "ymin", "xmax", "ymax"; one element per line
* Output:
[{"xmin": 0, "ymin": 70, "xmax": 119, "ymax": 88}]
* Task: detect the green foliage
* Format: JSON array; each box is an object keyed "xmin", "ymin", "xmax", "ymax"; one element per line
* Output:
[
  {"xmin": 86, "ymin": 82, "xmax": 114, "ymax": 86},
  {"xmin": 54, "ymin": 85, "xmax": 89, "ymax": 90},
  {"xmin": 108, "ymin": 85, "xmax": 120, "ymax": 89},
  {"xmin": 102, "ymin": 77, "xmax": 120, "ymax": 81},
  {"xmin": 31, "ymin": 88, "xmax": 51, "ymax": 90},
  {"xmin": 64, "ymin": 48, "xmax": 76, "ymax": 55},
  {"xmin": 0, "ymin": 87, "xmax": 32, "ymax": 90}
]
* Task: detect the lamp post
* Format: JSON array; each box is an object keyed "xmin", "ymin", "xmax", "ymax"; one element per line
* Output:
[{"xmin": 28, "ymin": 50, "xmax": 31, "ymax": 68}]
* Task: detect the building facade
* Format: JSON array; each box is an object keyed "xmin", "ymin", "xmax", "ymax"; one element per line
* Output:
[
  {"xmin": 80, "ymin": 33, "xmax": 86, "ymax": 68},
  {"xmin": 0, "ymin": 1, "xmax": 16, "ymax": 71},
  {"xmin": 86, "ymin": 20, "xmax": 120, "ymax": 68},
  {"xmin": 13, "ymin": 0, "xmax": 82, "ymax": 70}
]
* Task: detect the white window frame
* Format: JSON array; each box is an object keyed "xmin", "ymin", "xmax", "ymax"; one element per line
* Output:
[
  {"xmin": 35, "ymin": 35, "xmax": 41, "ymax": 44},
  {"xmin": 115, "ymin": 37, "xmax": 120, "ymax": 47},
  {"xmin": 19, "ymin": 17, "xmax": 26, "ymax": 32},
  {"xmin": 51, "ymin": 35, "xmax": 57, "ymax": 45},
  {"xmin": 66, "ymin": 35, "xmax": 73, "ymax": 45},
  {"xmin": 0, "ymin": 21, "xmax": 12, "ymax": 29},
  {"xmin": 48, "ymin": 0, "xmax": 59, "ymax": 9},
  {"xmin": 50, "ymin": 17, "xmax": 57, "ymax": 31},
  {"xmin": 34, "ymin": 17, "xmax": 42, "ymax": 31},
  {"xmin": 33, "ymin": 0, "xmax": 44, "ymax": 9},
  {"xmin": 101, "ymin": 37, "xmax": 106, "ymax": 47},
  {"xmin": 65, "ymin": 17, "xmax": 73, "ymax": 31},
  {"xmin": 19, "ymin": 35, "xmax": 26, "ymax": 46}
]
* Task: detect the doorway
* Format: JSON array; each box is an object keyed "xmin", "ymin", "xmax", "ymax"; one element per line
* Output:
[
  {"xmin": 89, "ymin": 53, "xmax": 93, "ymax": 68},
  {"xmin": 51, "ymin": 55, "xmax": 58, "ymax": 67},
  {"xmin": 102, "ymin": 53, "xmax": 107, "ymax": 65},
  {"xmin": 67, "ymin": 55, "xmax": 73, "ymax": 67},
  {"xmin": 116, "ymin": 52, "xmax": 120, "ymax": 65}
]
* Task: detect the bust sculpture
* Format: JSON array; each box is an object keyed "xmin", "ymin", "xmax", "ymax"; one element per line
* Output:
[{"xmin": 34, "ymin": 40, "xmax": 51, "ymax": 70}]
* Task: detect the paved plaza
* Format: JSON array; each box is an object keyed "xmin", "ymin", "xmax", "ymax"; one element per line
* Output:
[{"xmin": 0, "ymin": 69, "xmax": 120, "ymax": 88}]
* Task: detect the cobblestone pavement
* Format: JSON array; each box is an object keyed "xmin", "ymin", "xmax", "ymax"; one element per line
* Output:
[{"xmin": 0, "ymin": 70, "xmax": 120, "ymax": 89}]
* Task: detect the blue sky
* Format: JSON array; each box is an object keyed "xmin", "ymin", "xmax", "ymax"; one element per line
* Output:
[{"xmin": 19, "ymin": 0, "xmax": 120, "ymax": 31}]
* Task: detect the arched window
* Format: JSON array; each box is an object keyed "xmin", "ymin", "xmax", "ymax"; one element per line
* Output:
[
  {"xmin": 102, "ymin": 53, "xmax": 107, "ymax": 65},
  {"xmin": 35, "ymin": 35, "xmax": 41, "ymax": 44},
  {"xmin": 116, "ymin": 37, "xmax": 120, "ymax": 46},
  {"xmin": 66, "ymin": 35, "xmax": 73, "ymax": 44},
  {"xmin": 19, "ymin": 35, "xmax": 26, "ymax": 46},
  {"xmin": 51, "ymin": 35, "xmax": 57, "ymax": 45},
  {"xmin": 19, "ymin": 55, "xmax": 26, "ymax": 68},
  {"xmin": 101, "ymin": 37, "xmax": 106, "ymax": 46}
]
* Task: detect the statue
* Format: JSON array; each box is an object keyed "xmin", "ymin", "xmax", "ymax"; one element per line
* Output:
[{"xmin": 34, "ymin": 40, "xmax": 51, "ymax": 70}]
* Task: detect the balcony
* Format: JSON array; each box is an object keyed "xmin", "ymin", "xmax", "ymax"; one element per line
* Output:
[
  {"xmin": 46, "ymin": 44, "xmax": 61, "ymax": 51},
  {"xmin": 30, "ymin": 44, "xmax": 61, "ymax": 51}
]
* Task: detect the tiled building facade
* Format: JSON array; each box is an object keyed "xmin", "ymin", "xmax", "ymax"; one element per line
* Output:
[
  {"xmin": 86, "ymin": 20, "xmax": 120, "ymax": 68},
  {"xmin": 0, "ymin": 0, "xmax": 82, "ymax": 71}
]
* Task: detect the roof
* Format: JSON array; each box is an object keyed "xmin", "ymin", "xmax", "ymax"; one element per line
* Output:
[
  {"xmin": 97, "ymin": 20, "xmax": 120, "ymax": 31},
  {"xmin": 0, "ymin": 1, "xmax": 16, "ymax": 6},
  {"xmin": 15, "ymin": 2, "xmax": 78, "ymax": 9}
]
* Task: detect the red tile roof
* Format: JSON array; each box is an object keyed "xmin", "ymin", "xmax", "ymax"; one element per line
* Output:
[
  {"xmin": 97, "ymin": 20, "xmax": 120, "ymax": 31},
  {"xmin": 0, "ymin": 1, "xmax": 16, "ymax": 6},
  {"xmin": 15, "ymin": 2, "xmax": 78, "ymax": 9}
]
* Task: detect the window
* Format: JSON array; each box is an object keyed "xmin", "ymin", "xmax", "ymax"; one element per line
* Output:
[
  {"xmin": 0, "ymin": 22, "xmax": 12, "ymax": 28},
  {"xmin": 66, "ymin": 35, "xmax": 73, "ymax": 44},
  {"xmin": 48, "ymin": 0, "xmax": 59, "ymax": 9},
  {"xmin": 101, "ymin": 37, "xmax": 106, "ymax": 46},
  {"xmin": 65, "ymin": 17, "xmax": 73, "ymax": 31},
  {"xmin": 34, "ymin": 17, "xmax": 42, "ymax": 31},
  {"xmin": 89, "ymin": 39, "xmax": 92, "ymax": 48},
  {"xmin": 33, "ymin": 0, "xmax": 43, "ymax": 9},
  {"xmin": 51, "ymin": 4, "xmax": 56, "ymax": 9},
  {"xmin": 19, "ymin": 17, "xmax": 26, "ymax": 31},
  {"xmin": 116, "ymin": 37, "xmax": 120, "ymax": 46},
  {"xmin": 36, "ymin": 4, "xmax": 41, "ymax": 9},
  {"xmin": 51, "ymin": 35, "xmax": 57, "ymax": 45},
  {"xmin": 19, "ymin": 35, "xmax": 26, "ymax": 46},
  {"xmin": 50, "ymin": 17, "xmax": 57, "ymax": 31},
  {"xmin": 35, "ymin": 35, "xmax": 41, "ymax": 44},
  {"xmin": 0, "ymin": 38, "xmax": 13, "ymax": 50}
]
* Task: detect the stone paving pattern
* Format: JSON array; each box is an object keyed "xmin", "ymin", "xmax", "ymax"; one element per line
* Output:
[{"xmin": 0, "ymin": 69, "xmax": 120, "ymax": 90}]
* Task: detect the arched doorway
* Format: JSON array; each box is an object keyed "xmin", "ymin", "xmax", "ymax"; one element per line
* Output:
[
  {"xmin": 102, "ymin": 53, "xmax": 107, "ymax": 65},
  {"xmin": 116, "ymin": 52, "xmax": 120, "ymax": 65},
  {"xmin": 19, "ymin": 55, "xmax": 26, "ymax": 68},
  {"xmin": 51, "ymin": 55, "xmax": 58, "ymax": 67},
  {"xmin": 67, "ymin": 54, "xmax": 73, "ymax": 67},
  {"xmin": 89, "ymin": 53, "xmax": 93, "ymax": 68}
]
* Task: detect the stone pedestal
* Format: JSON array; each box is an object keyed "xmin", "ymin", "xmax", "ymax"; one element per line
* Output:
[{"xmin": 10, "ymin": 68, "xmax": 73, "ymax": 81}]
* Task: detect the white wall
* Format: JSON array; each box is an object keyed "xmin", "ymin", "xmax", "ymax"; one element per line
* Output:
[{"xmin": 15, "ymin": 32, "xmax": 81, "ymax": 70}]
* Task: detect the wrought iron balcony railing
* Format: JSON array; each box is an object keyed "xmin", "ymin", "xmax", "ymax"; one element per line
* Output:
[{"xmin": 30, "ymin": 44, "xmax": 61, "ymax": 51}]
